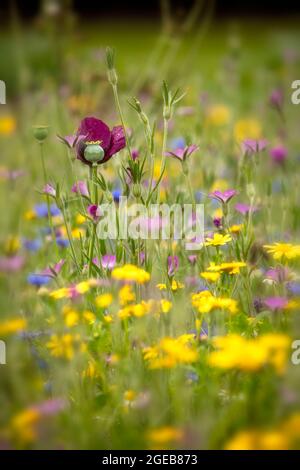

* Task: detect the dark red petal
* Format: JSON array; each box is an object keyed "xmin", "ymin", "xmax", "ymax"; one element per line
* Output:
[
  {"xmin": 106, "ymin": 126, "xmax": 126, "ymax": 158},
  {"xmin": 77, "ymin": 117, "xmax": 111, "ymax": 150}
]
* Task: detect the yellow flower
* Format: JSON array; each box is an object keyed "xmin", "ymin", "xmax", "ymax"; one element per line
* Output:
[
  {"xmin": 49, "ymin": 287, "xmax": 70, "ymax": 300},
  {"xmin": 206, "ymin": 105, "xmax": 231, "ymax": 127},
  {"xmin": 211, "ymin": 179, "xmax": 228, "ymax": 193},
  {"xmin": 208, "ymin": 333, "xmax": 290, "ymax": 374},
  {"xmin": 103, "ymin": 314, "xmax": 113, "ymax": 324},
  {"xmin": 207, "ymin": 261, "xmax": 247, "ymax": 275},
  {"xmin": 46, "ymin": 333, "xmax": 77, "ymax": 360},
  {"xmin": 124, "ymin": 390, "xmax": 136, "ymax": 402},
  {"xmin": 95, "ymin": 293, "xmax": 113, "ymax": 309},
  {"xmin": 205, "ymin": 233, "xmax": 232, "ymax": 247},
  {"xmin": 0, "ymin": 318, "xmax": 27, "ymax": 336},
  {"xmin": 147, "ymin": 426, "xmax": 183, "ymax": 446},
  {"xmin": 0, "ymin": 115, "xmax": 16, "ymax": 135},
  {"xmin": 160, "ymin": 299, "xmax": 172, "ymax": 313},
  {"xmin": 112, "ymin": 264, "xmax": 150, "ymax": 284},
  {"xmin": 229, "ymin": 224, "xmax": 243, "ymax": 234},
  {"xmin": 191, "ymin": 291, "xmax": 238, "ymax": 315},
  {"xmin": 24, "ymin": 209, "xmax": 37, "ymax": 220},
  {"xmin": 225, "ymin": 430, "xmax": 289, "ymax": 450},
  {"xmin": 76, "ymin": 214, "xmax": 87, "ymax": 225},
  {"xmin": 4, "ymin": 236, "xmax": 20, "ymax": 255},
  {"xmin": 9, "ymin": 408, "xmax": 40, "ymax": 444},
  {"xmin": 118, "ymin": 302, "xmax": 149, "ymax": 320},
  {"xmin": 264, "ymin": 242, "xmax": 300, "ymax": 261},
  {"xmin": 234, "ymin": 118, "xmax": 262, "ymax": 142},
  {"xmin": 83, "ymin": 310, "xmax": 96, "ymax": 325},
  {"xmin": 119, "ymin": 284, "xmax": 136, "ymax": 306},
  {"xmin": 143, "ymin": 334, "xmax": 198, "ymax": 369},
  {"xmin": 156, "ymin": 280, "xmax": 184, "ymax": 291},
  {"xmin": 62, "ymin": 305, "xmax": 79, "ymax": 327},
  {"xmin": 71, "ymin": 227, "xmax": 85, "ymax": 239},
  {"xmin": 200, "ymin": 272, "xmax": 221, "ymax": 282},
  {"xmin": 75, "ymin": 281, "xmax": 91, "ymax": 294}
]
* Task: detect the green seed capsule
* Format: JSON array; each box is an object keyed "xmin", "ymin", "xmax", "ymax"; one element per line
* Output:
[
  {"xmin": 84, "ymin": 144, "xmax": 105, "ymax": 163},
  {"xmin": 33, "ymin": 125, "xmax": 49, "ymax": 142}
]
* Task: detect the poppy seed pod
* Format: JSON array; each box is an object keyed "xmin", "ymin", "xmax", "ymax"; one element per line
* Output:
[
  {"xmin": 84, "ymin": 143, "xmax": 105, "ymax": 164},
  {"xmin": 33, "ymin": 125, "xmax": 49, "ymax": 142}
]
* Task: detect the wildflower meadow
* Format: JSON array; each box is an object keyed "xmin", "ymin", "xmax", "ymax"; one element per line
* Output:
[{"xmin": 1, "ymin": 0, "xmax": 300, "ymax": 453}]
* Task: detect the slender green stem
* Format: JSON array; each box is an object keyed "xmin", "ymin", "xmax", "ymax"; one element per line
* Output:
[
  {"xmin": 88, "ymin": 165, "xmax": 98, "ymax": 277},
  {"xmin": 61, "ymin": 204, "xmax": 80, "ymax": 273},
  {"xmin": 158, "ymin": 118, "xmax": 169, "ymax": 203},
  {"xmin": 184, "ymin": 171, "xmax": 195, "ymax": 208},
  {"xmin": 112, "ymin": 83, "xmax": 132, "ymax": 161}
]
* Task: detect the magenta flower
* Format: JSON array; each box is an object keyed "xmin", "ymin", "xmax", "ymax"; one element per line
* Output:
[
  {"xmin": 75, "ymin": 117, "xmax": 126, "ymax": 166},
  {"xmin": 43, "ymin": 183, "xmax": 56, "ymax": 198},
  {"xmin": 210, "ymin": 189, "xmax": 237, "ymax": 204},
  {"xmin": 71, "ymin": 181, "xmax": 90, "ymax": 199},
  {"xmin": 270, "ymin": 146, "xmax": 288, "ymax": 164},
  {"xmin": 265, "ymin": 267, "xmax": 289, "ymax": 283},
  {"xmin": 242, "ymin": 139, "xmax": 268, "ymax": 155},
  {"xmin": 264, "ymin": 297, "xmax": 288, "ymax": 311},
  {"xmin": 167, "ymin": 255, "xmax": 179, "ymax": 277},
  {"xmin": 101, "ymin": 254, "xmax": 116, "ymax": 270},
  {"xmin": 42, "ymin": 259, "xmax": 65, "ymax": 278},
  {"xmin": 131, "ymin": 149, "xmax": 140, "ymax": 161},
  {"xmin": 269, "ymin": 89, "xmax": 284, "ymax": 109},
  {"xmin": 166, "ymin": 144, "xmax": 198, "ymax": 162},
  {"xmin": 87, "ymin": 204, "xmax": 101, "ymax": 222},
  {"xmin": 57, "ymin": 134, "xmax": 86, "ymax": 149},
  {"xmin": 235, "ymin": 203, "xmax": 258, "ymax": 215},
  {"xmin": 188, "ymin": 255, "xmax": 197, "ymax": 265}
]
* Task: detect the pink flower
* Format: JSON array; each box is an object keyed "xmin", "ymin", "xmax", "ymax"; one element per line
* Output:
[
  {"xmin": 270, "ymin": 146, "xmax": 288, "ymax": 164},
  {"xmin": 210, "ymin": 189, "xmax": 237, "ymax": 204},
  {"xmin": 242, "ymin": 139, "xmax": 268, "ymax": 154},
  {"xmin": 87, "ymin": 204, "xmax": 101, "ymax": 222},
  {"xmin": 166, "ymin": 144, "xmax": 198, "ymax": 162},
  {"xmin": 43, "ymin": 183, "xmax": 56, "ymax": 197},
  {"xmin": 101, "ymin": 254, "xmax": 116, "ymax": 270},
  {"xmin": 264, "ymin": 297, "xmax": 288, "ymax": 311},
  {"xmin": 72, "ymin": 181, "xmax": 90, "ymax": 199}
]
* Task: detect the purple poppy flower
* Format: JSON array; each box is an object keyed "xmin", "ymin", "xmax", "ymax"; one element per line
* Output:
[
  {"xmin": 166, "ymin": 144, "xmax": 198, "ymax": 162},
  {"xmin": 167, "ymin": 255, "xmax": 179, "ymax": 277},
  {"xmin": 101, "ymin": 254, "xmax": 116, "ymax": 270},
  {"xmin": 71, "ymin": 180, "xmax": 90, "ymax": 199},
  {"xmin": 270, "ymin": 146, "xmax": 288, "ymax": 164},
  {"xmin": 75, "ymin": 117, "xmax": 126, "ymax": 166},
  {"xmin": 242, "ymin": 139, "xmax": 268, "ymax": 155},
  {"xmin": 87, "ymin": 204, "xmax": 101, "ymax": 222},
  {"xmin": 43, "ymin": 183, "xmax": 56, "ymax": 197},
  {"xmin": 210, "ymin": 189, "xmax": 237, "ymax": 204},
  {"xmin": 264, "ymin": 297, "xmax": 288, "ymax": 311},
  {"xmin": 235, "ymin": 203, "xmax": 258, "ymax": 215}
]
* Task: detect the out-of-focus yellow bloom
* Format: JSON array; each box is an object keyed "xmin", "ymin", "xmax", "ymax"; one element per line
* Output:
[
  {"xmin": 229, "ymin": 224, "xmax": 243, "ymax": 234},
  {"xmin": 208, "ymin": 333, "xmax": 290, "ymax": 374},
  {"xmin": 118, "ymin": 302, "xmax": 150, "ymax": 320},
  {"xmin": 225, "ymin": 430, "xmax": 289, "ymax": 450},
  {"xmin": 124, "ymin": 390, "xmax": 136, "ymax": 402},
  {"xmin": 0, "ymin": 116, "xmax": 16, "ymax": 135},
  {"xmin": 46, "ymin": 333, "xmax": 79, "ymax": 360},
  {"xmin": 24, "ymin": 209, "xmax": 37, "ymax": 220},
  {"xmin": 49, "ymin": 287, "xmax": 69, "ymax": 300},
  {"xmin": 147, "ymin": 426, "xmax": 183, "ymax": 446},
  {"xmin": 205, "ymin": 233, "xmax": 232, "ymax": 247},
  {"xmin": 82, "ymin": 360, "xmax": 99, "ymax": 378},
  {"xmin": 143, "ymin": 334, "xmax": 198, "ymax": 369},
  {"xmin": 112, "ymin": 264, "xmax": 150, "ymax": 284},
  {"xmin": 75, "ymin": 281, "xmax": 91, "ymax": 294},
  {"xmin": 207, "ymin": 261, "xmax": 247, "ymax": 275},
  {"xmin": 0, "ymin": 318, "xmax": 27, "ymax": 336},
  {"xmin": 160, "ymin": 299, "xmax": 172, "ymax": 313},
  {"xmin": 211, "ymin": 179, "xmax": 228, "ymax": 193},
  {"xmin": 191, "ymin": 291, "xmax": 238, "ymax": 315},
  {"xmin": 76, "ymin": 214, "xmax": 87, "ymax": 225},
  {"xmin": 234, "ymin": 118, "xmax": 262, "ymax": 142},
  {"xmin": 96, "ymin": 293, "xmax": 113, "ymax": 309},
  {"xmin": 264, "ymin": 242, "xmax": 300, "ymax": 261},
  {"xmin": 157, "ymin": 280, "xmax": 184, "ymax": 291},
  {"xmin": 103, "ymin": 314, "xmax": 113, "ymax": 324},
  {"xmin": 213, "ymin": 207, "xmax": 223, "ymax": 219},
  {"xmin": 9, "ymin": 408, "xmax": 40, "ymax": 444},
  {"xmin": 4, "ymin": 236, "xmax": 20, "ymax": 255},
  {"xmin": 71, "ymin": 227, "xmax": 85, "ymax": 239},
  {"xmin": 83, "ymin": 310, "xmax": 96, "ymax": 325},
  {"xmin": 62, "ymin": 305, "xmax": 79, "ymax": 327},
  {"xmin": 206, "ymin": 105, "xmax": 231, "ymax": 127},
  {"xmin": 200, "ymin": 271, "xmax": 221, "ymax": 282},
  {"xmin": 119, "ymin": 284, "xmax": 136, "ymax": 306}
]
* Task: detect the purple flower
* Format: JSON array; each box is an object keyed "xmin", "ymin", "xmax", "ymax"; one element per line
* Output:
[
  {"xmin": 27, "ymin": 273, "xmax": 51, "ymax": 287},
  {"xmin": 166, "ymin": 144, "xmax": 198, "ymax": 162},
  {"xmin": 87, "ymin": 204, "xmax": 101, "ymax": 222},
  {"xmin": 57, "ymin": 133, "xmax": 86, "ymax": 149},
  {"xmin": 75, "ymin": 117, "xmax": 126, "ymax": 166},
  {"xmin": 269, "ymin": 89, "xmax": 284, "ymax": 109},
  {"xmin": 167, "ymin": 255, "xmax": 179, "ymax": 277},
  {"xmin": 270, "ymin": 146, "xmax": 288, "ymax": 164},
  {"xmin": 265, "ymin": 267, "xmax": 289, "ymax": 283},
  {"xmin": 42, "ymin": 259, "xmax": 65, "ymax": 278},
  {"xmin": 210, "ymin": 189, "xmax": 237, "ymax": 204},
  {"xmin": 72, "ymin": 181, "xmax": 90, "ymax": 199},
  {"xmin": 264, "ymin": 297, "xmax": 288, "ymax": 311},
  {"xmin": 131, "ymin": 149, "xmax": 140, "ymax": 161},
  {"xmin": 235, "ymin": 203, "xmax": 258, "ymax": 215},
  {"xmin": 43, "ymin": 183, "xmax": 56, "ymax": 197},
  {"xmin": 213, "ymin": 216, "xmax": 222, "ymax": 228},
  {"xmin": 242, "ymin": 139, "xmax": 268, "ymax": 155},
  {"xmin": 0, "ymin": 256, "xmax": 25, "ymax": 273},
  {"xmin": 188, "ymin": 255, "xmax": 197, "ymax": 265},
  {"xmin": 101, "ymin": 254, "xmax": 116, "ymax": 270},
  {"xmin": 33, "ymin": 398, "xmax": 67, "ymax": 416}
]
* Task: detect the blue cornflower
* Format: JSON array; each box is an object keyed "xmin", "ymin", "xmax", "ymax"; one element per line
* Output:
[{"xmin": 27, "ymin": 273, "xmax": 51, "ymax": 287}]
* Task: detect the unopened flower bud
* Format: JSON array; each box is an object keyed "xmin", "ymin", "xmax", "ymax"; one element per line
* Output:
[{"xmin": 33, "ymin": 125, "xmax": 49, "ymax": 142}]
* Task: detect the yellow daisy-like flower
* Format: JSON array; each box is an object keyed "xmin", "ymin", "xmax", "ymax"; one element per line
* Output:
[
  {"xmin": 119, "ymin": 284, "xmax": 136, "ymax": 306},
  {"xmin": 191, "ymin": 291, "xmax": 238, "ymax": 315},
  {"xmin": 46, "ymin": 333, "xmax": 76, "ymax": 360},
  {"xmin": 147, "ymin": 426, "xmax": 183, "ymax": 446},
  {"xmin": 200, "ymin": 271, "xmax": 221, "ymax": 282},
  {"xmin": 95, "ymin": 293, "xmax": 113, "ymax": 309},
  {"xmin": 206, "ymin": 105, "xmax": 231, "ymax": 127},
  {"xmin": 225, "ymin": 430, "xmax": 289, "ymax": 451},
  {"xmin": 143, "ymin": 334, "xmax": 198, "ymax": 369},
  {"xmin": 264, "ymin": 242, "xmax": 300, "ymax": 261},
  {"xmin": 62, "ymin": 305, "xmax": 79, "ymax": 327},
  {"xmin": 9, "ymin": 408, "xmax": 40, "ymax": 444},
  {"xmin": 112, "ymin": 264, "xmax": 150, "ymax": 284},
  {"xmin": 160, "ymin": 299, "xmax": 172, "ymax": 313},
  {"xmin": 205, "ymin": 233, "xmax": 232, "ymax": 247},
  {"xmin": 234, "ymin": 118, "xmax": 262, "ymax": 142},
  {"xmin": 229, "ymin": 224, "xmax": 243, "ymax": 234},
  {"xmin": 0, "ymin": 318, "xmax": 27, "ymax": 336},
  {"xmin": 156, "ymin": 280, "xmax": 185, "ymax": 291},
  {"xmin": 206, "ymin": 261, "xmax": 247, "ymax": 275}
]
